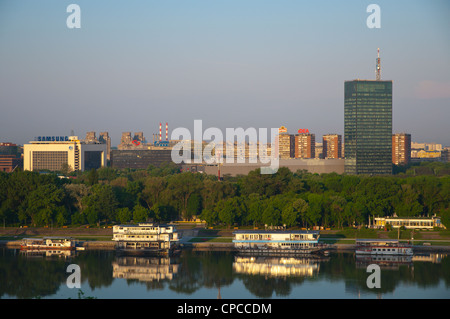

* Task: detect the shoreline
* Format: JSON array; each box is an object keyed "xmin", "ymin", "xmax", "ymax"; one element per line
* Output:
[
  {"xmin": 1, "ymin": 226, "xmax": 450, "ymax": 253},
  {"xmin": 2, "ymin": 239, "xmax": 450, "ymax": 253}
]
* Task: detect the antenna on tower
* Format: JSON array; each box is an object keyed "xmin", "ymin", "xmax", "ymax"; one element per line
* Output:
[{"xmin": 376, "ymin": 48, "xmax": 381, "ymax": 81}]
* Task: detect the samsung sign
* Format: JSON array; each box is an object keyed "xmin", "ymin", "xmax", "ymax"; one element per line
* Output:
[{"xmin": 37, "ymin": 136, "xmax": 69, "ymax": 142}]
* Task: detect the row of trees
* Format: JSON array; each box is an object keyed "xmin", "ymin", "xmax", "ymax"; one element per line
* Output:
[{"xmin": 0, "ymin": 162, "xmax": 449, "ymax": 229}]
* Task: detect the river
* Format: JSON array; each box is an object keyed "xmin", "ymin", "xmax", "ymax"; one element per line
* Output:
[{"xmin": 0, "ymin": 248, "xmax": 449, "ymax": 299}]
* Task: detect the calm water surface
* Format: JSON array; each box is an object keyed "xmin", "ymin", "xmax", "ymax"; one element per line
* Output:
[{"xmin": 1, "ymin": 248, "xmax": 449, "ymax": 299}]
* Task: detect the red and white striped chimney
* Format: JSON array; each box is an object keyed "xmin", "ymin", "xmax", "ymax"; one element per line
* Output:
[
  {"xmin": 159, "ymin": 122, "xmax": 162, "ymax": 141},
  {"xmin": 166, "ymin": 122, "xmax": 168, "ymax": 141}
]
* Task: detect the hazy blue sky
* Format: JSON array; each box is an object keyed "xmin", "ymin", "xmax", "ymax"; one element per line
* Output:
[{"xmin": 1, "ymin": 0, "xmax": 449, "ymax": 146}]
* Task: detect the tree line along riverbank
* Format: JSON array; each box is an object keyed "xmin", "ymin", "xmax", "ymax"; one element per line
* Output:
[{"xmin": 1, "ymin": 163, "xmax": 449, "ymax": 231}]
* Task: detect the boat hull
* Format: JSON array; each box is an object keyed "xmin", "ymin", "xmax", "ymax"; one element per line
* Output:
[
  {"xmin": 235, "ymin": 247, "xmax": 322, "ymax": 256},
  {"xmin": 116, "ymin": 246, "xmax": 180, "ymax": 256},
  {"xmin": 355, "ymin": 247, "xmax": 413, "ymax": 256}
]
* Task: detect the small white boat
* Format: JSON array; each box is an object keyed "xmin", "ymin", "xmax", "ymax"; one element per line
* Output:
[
  {"xmin": 355, "ymin": 239, "xmax": 413, "ymax": 256},
  {"xmin": 20, "ymin": 237, "xmax": 76, "ymax": 251}
]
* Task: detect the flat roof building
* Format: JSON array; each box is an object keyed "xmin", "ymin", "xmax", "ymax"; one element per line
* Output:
[
  {"xmin": 24, "ymin": 136, "xmax": 107, "ymax": 172},
  {"xmin": 110, "ymin": 149, "xmax": 175, "ymax": 169},
  {"xmin": 202, "ymin": 158, "xmax": 345, "ymax": 176}
]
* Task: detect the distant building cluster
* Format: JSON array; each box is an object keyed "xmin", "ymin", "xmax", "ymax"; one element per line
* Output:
[
  {"xmin": 2, "ymin": 51, "xmax": 448, "ymax": 175},
  {"xmin": 275, "ymin": 126, "xmax": 342, "ymax": 160},
  {"xmin": 410, "ymin": 142, "xmax": 449, "ymax": 163}
]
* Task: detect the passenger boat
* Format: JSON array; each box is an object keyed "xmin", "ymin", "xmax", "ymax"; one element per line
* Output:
[
  {"xmin": 113, "ymin": 223, "xmax": 180, "ymax": 255},
  {"xmin": 232, "ymin": 230, "xmax": 325, "ymax": 255},
  {"xmin": 20, "ymin": 237, "xmax": 76, "ymax": 251},
  {"xmin": 355, "ymin": 239, "xmax": 413, "ymax": 256}
]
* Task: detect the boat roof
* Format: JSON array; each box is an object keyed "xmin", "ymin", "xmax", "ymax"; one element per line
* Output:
[
  {"xmin": 233, "ymin": 230, "xmax": 320, "ymax": 234},
  {"xmin": 356, "ymin": 239, "xmax": 399, "ymax": 242}
]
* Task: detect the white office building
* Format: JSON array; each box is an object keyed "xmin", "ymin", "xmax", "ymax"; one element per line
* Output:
[{"xmin": 23, "ymin": 136, "xmax": 107, "ymax": 172}]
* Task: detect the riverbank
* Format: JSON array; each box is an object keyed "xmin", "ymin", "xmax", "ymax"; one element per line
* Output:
[
  {"xmin": 1, "ymin": 226, "xmax": 450, "ymax": 253},
  {"xmin": 3, "ymin": 238, "xmax": 450, "ymax": 253}
]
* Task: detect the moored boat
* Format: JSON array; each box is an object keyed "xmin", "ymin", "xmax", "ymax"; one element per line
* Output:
[
  {"xmin": 113, "ymin": 223, "xmax": 180, "ymax": 256},
  {"xmin": 355, "ymin": 239, "xmax": 413, "ymax": 255},
  {"xmin": 232, "ymin": 230, "xmax": 325, "ymax": 255},
  {"xmin": 20, "ymin": 237, "xmax": 76, "ymax": 251}
]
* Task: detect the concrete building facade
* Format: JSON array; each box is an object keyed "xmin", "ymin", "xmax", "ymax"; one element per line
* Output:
[
  {"xmin": 323, "ymin": 134, "xmax": 342, "ymax": 159},
  {"xmin": 392, "ymin": 133, "xmax": 411, "ymax": 165},
  {"xmin": 294, "ymin": 134, "xmax": 315, "ymax": 159},
  {"xmin": 276, "ymin": 129, "xmax": 294, "ymax": 159},
  {"xmin": 24, "ymin": 136, "xmax": 107, "ymax": 172}
]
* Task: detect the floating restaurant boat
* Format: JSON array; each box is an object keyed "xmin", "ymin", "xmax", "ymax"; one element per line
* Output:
[
  {"xmin": 355, "ymin": 239, "xmax": 413, "ymax": 256},
  {"xmin": 113, "ymin": 223, "xmax": 180, "ymax": 255},
  {"xmin": 20, "ymin": 237, "xmax": 76, "ymax": 251},
  {"xmin": 232, "ymin": 230, "xmax": 325, "ymax": 255}
]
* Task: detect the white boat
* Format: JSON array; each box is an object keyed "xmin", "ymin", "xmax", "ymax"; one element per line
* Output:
[
  {"xmin": 232, "ymin": 230, "xmax": 324, "ymax": 255},
  {"xmin": 355, "ymin": 239, "xmax": 413, "ymax": 256},
  {"xmin": 113, "ymin": 223, "xmax": 180, "ymax": 255},
  {"xmin": 20, "ymin": 237, "xmax": 76, "ymax": 251}
]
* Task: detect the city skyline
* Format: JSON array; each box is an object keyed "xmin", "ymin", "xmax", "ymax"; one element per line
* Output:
[{"xmin": 1, "ymin": 1, "xmax": 449, "ymax": 147}]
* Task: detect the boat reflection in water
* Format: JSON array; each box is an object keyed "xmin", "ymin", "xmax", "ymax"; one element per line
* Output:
[
  {"xmin": 355, "ymin": 254, "xmax": 413, "ymax": 270},
  {"xmin": 412, "ymin": 253, "xmax": 445, "ymax": 264},
  {"xmin": 355, "ymin": 253, "xmax": 446, "ymax": 270},
  {"xmin": 233, "ymin": 256, "xmax": 326, "ymax": 278},
  {"xmin": 112, "ymin": 256, "xmax": 179, "ymax": 282}
]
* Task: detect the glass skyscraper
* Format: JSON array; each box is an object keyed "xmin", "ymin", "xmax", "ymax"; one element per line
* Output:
[{"xmin": 344, "ymin": 80, "xmax": 392, "ymax": 175}]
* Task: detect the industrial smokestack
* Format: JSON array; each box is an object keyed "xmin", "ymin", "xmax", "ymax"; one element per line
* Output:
[
  {"xmin": 159, "ymin": 122, "xmax": 162, "ymax": 141},
  {"xmin": 166, "ymin": 122, "xmax": 168, "ymax": 141}
]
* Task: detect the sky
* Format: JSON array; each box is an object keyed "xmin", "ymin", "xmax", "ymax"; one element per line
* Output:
[{"xmin": 0, "ymin": 0, "xmax": 449, "ymax": 147}]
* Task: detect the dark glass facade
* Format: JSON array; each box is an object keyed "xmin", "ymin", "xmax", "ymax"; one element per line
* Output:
[
  {"xmin": 111, "ymin": 149, "xmax": 176, "ymax": 169},
  {"xmin": 344, "ymin": 80, "xmax": 392, "ymax": 175},
  {"xmin": 84, "ymin": 151, "xmax": 103, "ymax": 171}
]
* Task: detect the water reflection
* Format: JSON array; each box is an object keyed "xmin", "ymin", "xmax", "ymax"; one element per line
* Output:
[
  {"xmin": 233, "ymin": 256, "xmax": 324, "ymax": 278},
  {"xmin": 112, "ymin": 256, "xmax": 179, "ymax": 282},
  {"xmin": 20, "ymin": 249, "xmax": 77, "ymax": 259},
  {"xmin": 0, "ymin": 248, "xmax": 448, "ymax": 299},
  {"xmin": 355, "ymin": 255, "xmax": 413, "ymax": 270}
]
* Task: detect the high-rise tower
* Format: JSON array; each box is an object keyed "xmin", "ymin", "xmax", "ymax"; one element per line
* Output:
[{"xmin": 344, "ymin": 49, "xmax": 392, "ymax": 175}]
